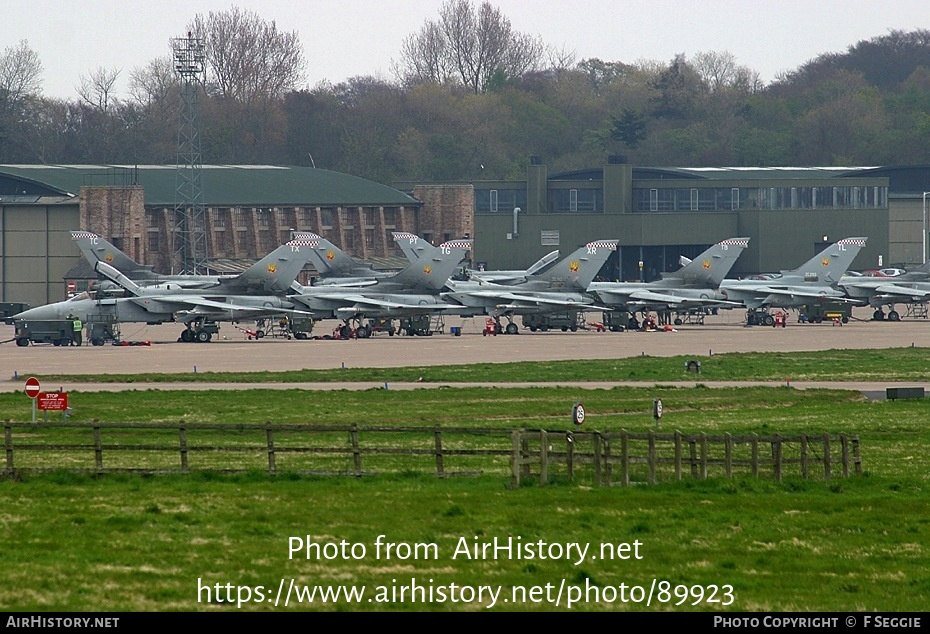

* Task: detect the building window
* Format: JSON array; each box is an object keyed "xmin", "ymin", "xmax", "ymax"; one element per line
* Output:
[
  {"xmin": 343, "ymin": 230, "xmax": 354, "ymax": 250},
  {"xmin": 569, "ymin": 189, "xmax": 578, "ymax": 212},
  {"xmin": 650, "ymin": 189, "xmax": 658, "ymax": 212},
  {"xmin": 366, "ymin": 228, "xmax": 376, "ymax": 249},
  {"xmin": 339, "ymin": 208, "xmax": 354, "ymax": 225},
  {"xmin": 383, "ymin": 208, "xmax": 396, "ymax": 225},
  {"xmin": 147, "ymin": 232, "xmax": 160, "ymax": 251},
  {"xmin": 364, "ymin": 209, "xmax": 377, "ymax": 226},
  {"xmin": 236, "ymin": 208, "xmax": 249, "ymax": 230},
  {"xmin": 257, "ymin": 208, "xmax": 271, "ymax": 228},
  {"xmin": 298, "ymin": 208, "xmax": 313, "ymax": 227},
  {"xmin": 320, "ymin": 208, "xmax": 335, "ymax": 227},
  {"xmin": 690, "ymin": 189, "xmax": 698, "ymax": 211}
]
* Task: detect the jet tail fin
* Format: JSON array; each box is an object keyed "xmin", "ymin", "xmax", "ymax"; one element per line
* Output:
[
  {"xmin": 668, "ymin": 237, "xmax": 750, "ymax": 287},
  {"xmin": 532, "ymin": 240, "xmax": 618, "ymax": 289},
  {"xmin": 227, "ymin": 239, "xmax": 315, "ymax": 293},
  {"xmin": 786, "ymin": 237, "xmax": 868, "ymax": 283},
  {"xmin": 72, "ymin": 231, "xmax": 154, "ymax": 277},
  {"xmin": 388, "ymin": 239, "xmax": 472, "ymax": 291}
]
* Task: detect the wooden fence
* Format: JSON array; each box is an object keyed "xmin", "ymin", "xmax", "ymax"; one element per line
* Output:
[{"xmin": 1, "ymin": 421, "xmax": 861, "ymax": 486}]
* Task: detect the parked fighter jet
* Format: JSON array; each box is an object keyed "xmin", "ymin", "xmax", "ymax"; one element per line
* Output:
[
  {"xmin": 392, "ymin": 232, "xmax": 560, "ymax": 284},
  {"xmin": 588, "ymin": 238, "xmax": 750, "ymax": 315},
  {"xmin": 440, "ymin": 240, "xmax": 618, "ymax": 334},
  {"xmin": 719, "ymin": 237, "xmax": 867, "ymax": 324},
  {"xmin": 15, "ymin": 239, "xmax": 316, "ymax": 342},
  {"xmin": 289, "ymin": 239, "xmax": 473, "ymax": 337},
  {"xmin": 289, "ymin": 231, "xmax": 400, "ymax": 286},
  {"xmin": 71, "ymin": 231, "xmax": 234, "ymax": 292},
  {"xmin": 839, "ymin": 260, "xmax": 930, "ymax": 321}
]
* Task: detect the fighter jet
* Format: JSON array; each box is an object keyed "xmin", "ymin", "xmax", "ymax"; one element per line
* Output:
[
  {"xmin": 15, "ymin": 239, "xmax": 316, "ymax": 342},
  {"xmin": 392, "ymin": 232, "xmax": 560, "ymax": 285},
  {"xmin": 719, "ymin": 237, "xmax": 868, "ymax": 324},
  {"xmin": 440, "ymin": 240, "xmax": 618, "ymax": 334},
  {"xmin": 588, "ymin": 238, "xmax": 750, "ymax": 315},
  {"xmin": 71, "ymin": 231, "xmax": 234, "ymax": 292},
  {"xmin": 838, "ymin": 260, "xmax": 930, "ymax": 321},
  {"xmin": 288, "ymin": 239, "xmax": 473, "ymax": 338},
  {"xmin": 289, "ymin": 231, "xmax": 399, "ymax": 286}
]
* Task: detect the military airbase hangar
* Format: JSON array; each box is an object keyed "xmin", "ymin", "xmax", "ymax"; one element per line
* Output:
[{"xmin": 0, "ymin": 160, "xmax": 927, "ymax": 311}]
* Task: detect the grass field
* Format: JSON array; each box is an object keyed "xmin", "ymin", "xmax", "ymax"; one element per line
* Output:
[{"xmin": 1, "ymin": 349, "xmax": 929, "ymax": 612}]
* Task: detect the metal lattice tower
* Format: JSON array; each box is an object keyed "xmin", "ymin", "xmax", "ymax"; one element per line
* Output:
[{"xmin": 172, "ymin": 32, "xmax": 208, "ymax": 274}]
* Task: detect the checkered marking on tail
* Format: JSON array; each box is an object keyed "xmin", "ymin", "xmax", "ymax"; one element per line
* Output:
[
  {"xmin": 586, "ymin": 240, "xmax": 618, "ymax": 250},
  {"xmin": 286, "ymin": 239, "xmax": 318, "ymax": 247},
  {"xmin": 838, "ymin": 238, "xmax": 867, "ymax": 247},
  {"xmin": 443, "ymin": 240, "xmax": 472, "ymax": 250},
  {"xmin": 72, "ymin": 232, "xmax": 98, "ymax": 239},
  {"xmin": 720, "ymin": 238, "xmax": 749, "ymax": 247}
]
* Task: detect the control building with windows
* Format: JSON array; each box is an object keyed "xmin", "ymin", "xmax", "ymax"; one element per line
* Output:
[{"xmin": 401, "ymin": 159, "xmax": 928, "ymax": 283}]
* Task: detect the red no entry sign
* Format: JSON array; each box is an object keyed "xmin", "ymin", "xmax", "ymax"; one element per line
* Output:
[{"xmin": 24, "ymin": 377, "xmax": 41, "ymax": 399}]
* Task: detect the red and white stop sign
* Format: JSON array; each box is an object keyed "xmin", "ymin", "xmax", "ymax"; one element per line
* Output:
[{"xmin": 24, "ymin": 377, "xmax": 41, "ymax": 399}]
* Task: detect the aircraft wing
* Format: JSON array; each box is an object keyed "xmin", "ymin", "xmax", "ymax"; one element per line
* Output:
[
  {"xmin": 466, "ymin": 290, "xmax": 592, "ymax": 309},
  {"xmin": 751, "ymin": 286, "xmax": 858, "ymax": 302},
  {"xmin": 871, "ymin": 283, "xmax": 930, "ymax": 302},
  {"xmin": 131, "ymin": 296, "xmax": 314, "ymax": 318},
  {"xmin": 331, "ymin": 294, "xmax": 461, "ymax": 313},
  {"xmin": 623, "ymin": 289, "xmax": 743, "ymax": 308}
]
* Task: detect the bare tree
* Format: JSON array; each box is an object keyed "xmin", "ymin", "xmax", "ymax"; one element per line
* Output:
[
  {"xmin": 190, "ymin": 5, "xmax": 306, "ymax": 104},
  {"xmin": 396, "ymin": 0, "xmax": 545, "ymax": 93},
  {"xmin": 77, "ymin": 66, "xmax": 121, "ymax": 112},
  {"xmin": 0, "ymin": 40, "xmax": 43, "ymax": 100},
  {"xmin": 129, "ymin": 56, "xmax": 177, "ymax": 107},
  {"xmin": 692, "ymin": 50, "xmax": 762, "ymax": 93}
]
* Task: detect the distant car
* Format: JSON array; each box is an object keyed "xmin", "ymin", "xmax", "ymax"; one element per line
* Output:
[{"xmin": 860, "ymin": 268, "xmax": 905, "ymax": 277}]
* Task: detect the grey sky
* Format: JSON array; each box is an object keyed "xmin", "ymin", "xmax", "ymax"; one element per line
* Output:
[{"xmin": 5, "ymin": 0, "xmax": 928, "ymax": 100}]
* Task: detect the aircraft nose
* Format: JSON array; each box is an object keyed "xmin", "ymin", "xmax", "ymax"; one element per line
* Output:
[{"xmin": 14, "ymin": 305, "xmax": 59, "ymax": 321}]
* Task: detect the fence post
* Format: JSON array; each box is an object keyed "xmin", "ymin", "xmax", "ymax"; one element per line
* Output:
[
  {"xmin": 822, "ymin": 432, "xmax": 831, "ymax": 480},
  {"xmin": 800, "ymin": 433, "xmax": 808, "ymax": 480},
  {"xmin": 674, "ymin": 430, "xmax": 682, "ymax": 481},
  {"xmin": 434, "ymin": 426, "xmax": 444, "ymax": 478},
  {"xmin": 266, "ymin": 425, "xmax": 276, "ymax": 475},
  {"xmin": 94, "ymin": 425, "xmax": 103, "ymax": 473},
  {"xmin": 179, "ymin": 426, "xmax": 189, "ymax": 473},
  {"xmin": 773, "ymin": 434, "xmax": 783, "ymax": 481},
  {"xmin": 724, "ymin": 432, "xmax": 732, "ymax": 478},
  {"xmin": 751, "ymin": 433, "xmax": 759, "ymax": 477},
  {"xmin": 540, "ymin": 430, "xmax": 549, "ymax": 485},
  {"xmin": 618, "ymin": 430, "xmax": 627, "ymax": 487},
  {"xmin": 4, "ymin": 424, "xmax": 12, "ymax": 476},
  {"xmin": 350, "ymin": 424, "xmax": 361, "ymax": 476},
  {"xmin": 840, "ymin": 433, "xmax": 850, "ymax": 478},
  {"xmin": 510, "ymin": 430, "xmax": 522, "ymax": 489},
  {"xmin": 647, "ymin": 429, "xmax": 656, "ymax": 485},
  {"xmin": 852, "ymin": 436, "xmax": 862, "ymax": 476},
  {"xmin": 593, "ymin": 433, "xmax": 602, "ymax": 487},
  {"xmin": 566, "ymin": 431, "xmax": 574, "ymax": 481}
]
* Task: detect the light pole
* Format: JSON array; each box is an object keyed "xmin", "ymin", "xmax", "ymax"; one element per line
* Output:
[{"xmin": 923, "ymin": 192, "xmax": 929, "ymax": 264}]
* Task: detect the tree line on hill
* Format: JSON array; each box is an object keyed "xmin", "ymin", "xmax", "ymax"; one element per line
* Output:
[{"xmin": 0, "ymin": 2, "xmax": 928, "ymax": 185}]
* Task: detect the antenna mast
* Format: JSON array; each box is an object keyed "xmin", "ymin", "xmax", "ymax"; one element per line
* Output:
[{"xmin": 171, "ymin": 32, "xmax": 208, "ymax": 274}]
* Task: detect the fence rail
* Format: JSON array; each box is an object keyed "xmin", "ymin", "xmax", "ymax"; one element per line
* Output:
[{"xmin": 1, "ymin": 422, "xmax": 860, "ymax": 485}]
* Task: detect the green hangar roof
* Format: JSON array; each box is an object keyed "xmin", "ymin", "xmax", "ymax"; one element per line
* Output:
[{"xmin": 0, "ymin": 164, "xmax": 421, "ymax": 207}]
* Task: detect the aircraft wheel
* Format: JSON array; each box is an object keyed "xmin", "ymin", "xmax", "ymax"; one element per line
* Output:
[
  {"xmin": 388, "ymin": 329, "xmax": 395, "ymax": 336},
  {"xmin": 91, "ymin": 338, "xmax": 104, "ymax": 346},
  {"xmin": 505, "ymin": 323, "xmax": 519, "ymax": 335},
  {"xmin": 196, "ymin": 330, "xmax": 211, "ymax": 343},
  {"xmin": 53, "ymin": 339, "xmax": 61, "ymax": 346},
  {"xmin": 181, "ymin": 329, "xmax": 194, "ymax": 342},
  {"xmin": 16, "ymin": 338, "xmax": 29, "ymax": 347},
  {"xmin": 888, "ymin": 311, "xmax": 900, "ymax": 321},
  {"xmin": 763, "ymin": 315, "xmax": 775, "ymax": 326},
  {"xmin": 256, "ymin": 329, "xmax": 265, "ymax": 339},
  {"xmin": 842, "ymin": 316, "xmax": 849, "ymax": 324},
  {"xmin": 356, "ymin": 326, "xmax": 371, "ymax": 338},
  {"xmin": 872, "ymin": 309, "xmax": 885, "ymax": 321},
  {"xmin": 674, "ymin": 318, "xmax": 683, "ymax": 326}
]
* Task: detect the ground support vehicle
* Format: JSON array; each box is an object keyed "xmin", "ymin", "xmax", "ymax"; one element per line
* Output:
[
  {"xmin": 746, "ymin": 308, "xmax": 775, "ymax": 326},
  {"xmin": 14, "ymin": 319, "xmax": 76, "ymax": 347},
  {"xmin": 87, "ymin": 314, "xmax": 120, "ymax": 346},
  {"xmin": 363, "ymin": 318, "xmax": 396, "ymax": 337},
  {"xmin": 179, "ymin": 320, "xmax": 220, "ymax": 343},
  {"xmin": 799, "ymin": 302, "xmax": 851, "ymax": 324},
  {"xmin": 602, "ymin": 310, "xmax": 637, "ymax": 332},
  {"xmin": 521, "ymin": 311, "xmax": 581, "ymax": 332},
  {"xmin": 399, "ymin": 315, "xmax": 434, "ymax": 336}
]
